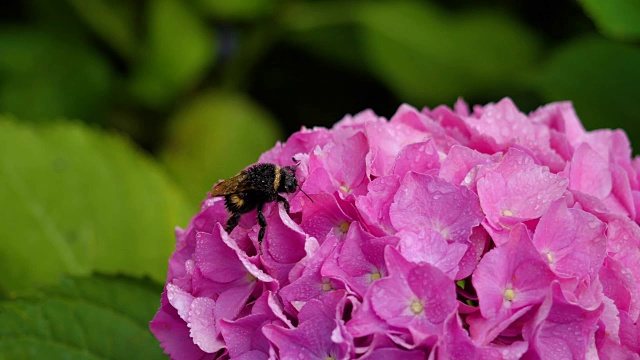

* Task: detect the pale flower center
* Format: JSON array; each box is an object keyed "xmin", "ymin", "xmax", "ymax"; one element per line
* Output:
[
  {"xmin": 502, "ymin": 209, "xmax": 514, "ymax": 217},
  {"xmin": 322, "ymin": 279, "xmax": 333, "ymax": 292},
  {"xmin": 338, "ymin": 221, "xmax": 350, "ymax": 234},
  {"xmin": 370, "ymin": 270, "xmax": 382, "ymax": 282},
  {"xmin": 410, "ymin": 299, "xmax": 424, "ymax": 315},
  {"xmin": 339, "ymin": 180, "xmax": 351, "ymax": 194},
  {"xmin": 504, "ymin": 288, "xmax": 516, "ymax": 301}
]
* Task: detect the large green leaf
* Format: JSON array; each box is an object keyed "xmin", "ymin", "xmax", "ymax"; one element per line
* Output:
[
  {"xmin": 578, "ymin": 0, "xmax": 640, "ymax": 40},
  {"xmin": 0, "ymin": 27, "xmax": 114, "ymax": 123},
  {"xmin": 531, "ymin": 36, "xmax": 640, "ymax": 146},
  {"xmin": 161, "ymin": 91, "xmax": 282, "ymax": 206},
  {"xmin": 355, "ymin": 1, "xmax": 541, "ymax": 105},
  {"xmin": 0, "ymin": 118, "xmax": 190, "ymax": 292},
  {"xmin": 0, "ymin": 275, "xmax": 164, "ymax": 359},
  {"xmin": 129, "ymin": 0, "xmax": 215, "ymax": 108}
]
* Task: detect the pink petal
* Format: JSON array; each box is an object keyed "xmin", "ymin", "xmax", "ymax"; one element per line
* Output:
[
  {"xmin": 569, "ymin": 143, "xmax": 612, "ymax": 199},
  {"xmin": 477, "ymin": 148, "xmax": 568, "ymax": 229},
  {"xmin": 189, "ymin": 297, "xmax": 225, "ymax": 353},
  {"xmin": 391, "ymin": 140, "xmax": 440, "ymax": 178},
  {"xmin": 523, "ymin": 282, "xmax": 603, "ymax": 359},
  {"xmin": 390, "ymin": 172, "xmax": 483, "ymax": 242},
  {"xmin": 355, "ymin": 175, "xmax": 401, "ymax": 236},
  {"xmin": 472, "ymin": 224, "xmax": 555, "ymax": 324},
  {"xmin": 533, "ymin": 200, "xmax": 607, "ymax": 280},
  {"xmin": 397, "ymin": 229, "xmax": 467, "ymax": 279}
]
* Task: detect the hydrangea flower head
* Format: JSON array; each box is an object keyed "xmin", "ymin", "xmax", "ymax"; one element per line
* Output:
[{"xmin": 151, "ymin": 98, "xmax": 640, "ymax": 359}]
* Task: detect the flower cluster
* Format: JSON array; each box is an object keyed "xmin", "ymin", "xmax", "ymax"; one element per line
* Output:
[{"xmin": 151, "ymin": 98, "xmax": 640, "ymax": 359}]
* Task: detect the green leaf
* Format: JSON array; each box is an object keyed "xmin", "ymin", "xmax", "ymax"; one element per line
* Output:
[
  {"xmin": 130, "ymin": 0, "xmax": 215, "ymax": 108},
  {"xmin": 192, "ymin": 0, "xmax": 276, "ymax": 20},
  {"xmin": 531, "ymin": 36, "xmax": 640, "ymax": 146},
  {"xmin": 66, "ymin": 0, "xmax": 137, "ymax": 59},
  {"xmin": 355, "ymin": 1, "xmax": 541, "ymax": 104},
  {"xmin": 0, "ymin": 118, "xmax": 190, "ymax": 292},
  {"xmin": 578, "ymin": 0, "xmax": 640, "ymax": 40},
  {"xmin": 0, "ymin": 275, "xmax": 164, "ymax": 359},
  {"xmin": 0, "ymin": 27, "xmax": 114, "ymax": 123},
  {"xmin": 161, "ymin": 91, "xmax": 282, "ymax": 206}
]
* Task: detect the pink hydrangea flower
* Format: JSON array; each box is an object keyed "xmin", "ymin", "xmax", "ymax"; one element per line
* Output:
[{"xmin": 151, "ymin": 98, "xmax": 640, "ymax": 359}]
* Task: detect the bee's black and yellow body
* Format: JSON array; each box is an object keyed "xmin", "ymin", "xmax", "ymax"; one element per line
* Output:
[{"xmin": 210, "ymin": 162, "xmax": 299, "ymax": 243}]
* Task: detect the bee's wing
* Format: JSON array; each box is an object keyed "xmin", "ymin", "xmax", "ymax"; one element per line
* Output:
[{"xmin": 209, "ymin": 172, "xmax": 248, "ymax": 196}]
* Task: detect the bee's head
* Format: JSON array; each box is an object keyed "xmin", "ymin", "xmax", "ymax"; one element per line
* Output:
[
  {"xmin": 279, "ymin": 157, "xmax": 313, "ymax": 202},
  {"xmin": 279, "ymin": 166, "xmax": 298, "ymax": 193}
]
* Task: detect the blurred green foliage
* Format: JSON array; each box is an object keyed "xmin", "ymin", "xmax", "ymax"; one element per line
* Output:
[
  {"xmin": 0, "ymin": 27, "xmax": 113, "ymax": 123},
  {"xmin": 532, "ymin": 36, "xmax": 640, "ymax": 136},
  {"xmin": 1, "ymin": 0, "xmax": 639, "ymax": 358},
  {"xmin": 578, "ymin": 0, "xmax": 640, "ymax": 40}
]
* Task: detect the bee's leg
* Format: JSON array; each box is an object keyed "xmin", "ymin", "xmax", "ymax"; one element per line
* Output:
[
  {"xmin": 257, "ymin": 202, "xmax": 267, "ymax": 243},
  {"xmin": 277, "ymin": 195, "xmax": 290, "ymax": 213},
  {"xmin": 225, "ymin": 213, "xmax": 241, "ymax": 235}
]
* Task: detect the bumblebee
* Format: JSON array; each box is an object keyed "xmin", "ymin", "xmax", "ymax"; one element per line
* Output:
[{"xmin": 209, "ymin": 159, "xmax": 311, "ymax": 243}]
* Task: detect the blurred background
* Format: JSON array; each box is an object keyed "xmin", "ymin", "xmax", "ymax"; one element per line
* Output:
[{"xmin": 0, "ymin": 0, "xmax": 638, "ymax": 358}]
